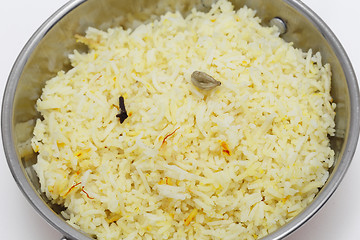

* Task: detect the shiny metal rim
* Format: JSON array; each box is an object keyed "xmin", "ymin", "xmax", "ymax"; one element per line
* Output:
[
  {"xmin": 2, "ymin": 1, "xmax": 91, "ymax": 239},
  {"xmin": 2, "ymin": 0, "xmax": 359, "ymax": 239}
]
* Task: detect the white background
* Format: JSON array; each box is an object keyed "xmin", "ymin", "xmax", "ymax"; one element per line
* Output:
[{"xmin": 0, "ymin": 0, "xmax": 359, "ymax": 239}]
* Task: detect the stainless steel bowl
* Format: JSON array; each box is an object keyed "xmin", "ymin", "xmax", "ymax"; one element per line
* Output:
[{"xmin": 2, "ymin": 0, "xmax": 360, "ymax": 239}]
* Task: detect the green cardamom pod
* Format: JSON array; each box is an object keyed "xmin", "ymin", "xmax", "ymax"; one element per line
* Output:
[{"xmin": 191, "ymin": 71, "xmax": 221, "ymax": 90}]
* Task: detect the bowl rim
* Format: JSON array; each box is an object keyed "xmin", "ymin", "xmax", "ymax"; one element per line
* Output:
[
  {"xmin": 2, "ymin": 0, "xmax": 359, "ymax": 239},
  {"xmin": 262, "ymin": 0, "xmax": 360, "ymax": 239},
  {"xmin": 2, "ymin": 1, "xmax": 91, "ymax": 239}
]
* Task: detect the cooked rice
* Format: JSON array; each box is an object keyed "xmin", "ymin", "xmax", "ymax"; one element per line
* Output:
[{"xmin": 31, "ymin": 0, "xmax": 336, "ymax": 239}]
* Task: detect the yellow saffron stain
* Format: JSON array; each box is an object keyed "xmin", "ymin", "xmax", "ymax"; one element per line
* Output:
[
  {"xmin": 57, "ymin": 141, "xmax": 65, "ymax": 148},
  {"xmin": 112, "ymin": 104, "xmax": 119, "ymax": 111},
  {"xmin": 158, "ymin": 177, "xmax": 173, "ymax": 185},
  {"xmin": 219, "ymin": 140, "xmax": 231, "ymax": 156},
  {"xmin": 184, "ymin": 209, "xmax": 198, "ymax": 226},
  {"xmin": 74, "ymin": 148, "xmax": 91, "ymax": 159},
  {"xmin": 105, "ymin": 210, "xmax": 121, "ymax": 224},
  {"xmin": 48, "ymin": 185, "xmax": 54, "ymax": 193},
  {"xmin": 106, "ymin": 214, "xmax": 120, "ymax": 223},
  {"xmin": 282, "ymin": 196, "xmax": 289, "ymax": 203}
]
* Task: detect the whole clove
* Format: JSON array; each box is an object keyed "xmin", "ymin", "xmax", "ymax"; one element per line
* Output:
[{"xmin": 116, "ymin": 96, "xmax": 128, "ymax": 123}]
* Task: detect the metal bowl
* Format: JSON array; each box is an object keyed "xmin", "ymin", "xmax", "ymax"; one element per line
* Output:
[{"xmin": 2, "ymin": 0, "xmax": 360, "ymax": 239}]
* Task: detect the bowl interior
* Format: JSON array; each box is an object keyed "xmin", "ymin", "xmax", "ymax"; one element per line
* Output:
[{"xmin": 3, "ymin": 0, "xmax": 358, "ymax": 239}]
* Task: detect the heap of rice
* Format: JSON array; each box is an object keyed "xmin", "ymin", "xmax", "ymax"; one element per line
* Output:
[{"xmin": 31, "ymin": 0, "xmax": 336, "ymax": 239}]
